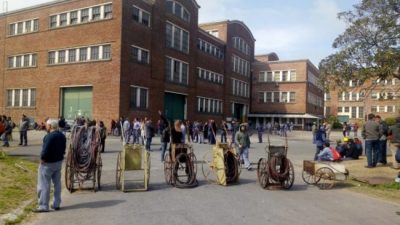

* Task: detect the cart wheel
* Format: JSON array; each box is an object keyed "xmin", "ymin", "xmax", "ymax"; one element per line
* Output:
[
  {"xmin": 302, "ymin": 170, "xmax": 315, "ymax": 184},
  {"xmin": 173, "ymin": 153, "xmax": 192, "ymax": 185},
  {"xmin": 65, "ymin": 150, "xmax": 74, "ymax": 193},
  {"xmin": 145, "ymin": 151, "xmax": 150, "ymax": 189},
  {"xmin": 96, "ymin": 155, "xmax": 102, "ymax": 191},
  {"xmin": 282, "ymin": 160, "xmax": 294, "ymax": 189},
  {"xmin": 315, "ymin": 167, "xmax": 336, "ymax": 189},
  {"xmin": 344, "ymin": 168, "xmax": 349, "ymax": 180},
  {"xmin": 116, "ymin": 152, "xmax": 122, "ymax": 190},
  {"xmin": 164, "ymin": 152, "xmax": 173, "ymax": 185},
  {"xmin": 257, "ymin": 158, "xmax": 269, "ymax": 189},
  {"xmin": 190, "ymin": 152, "xmax": 197, "ymax": 177},
  {"xmin": 201, "ymin": 151, "xmax": 217, "ymax": 184}
]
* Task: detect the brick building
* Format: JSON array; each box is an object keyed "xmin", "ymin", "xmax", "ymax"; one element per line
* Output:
[
  {"xmin": 324, "ymin": 79, "xmax": 400, "ymax": 123},
  {"xmin": 249, "ymin": 54, "xmax": 324, "ymax": 130},
  {"xmin": 0, "ymin": 0, "xmax": 255, "ymax": 126}
]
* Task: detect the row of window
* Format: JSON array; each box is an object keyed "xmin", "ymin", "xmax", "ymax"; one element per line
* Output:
[
  {"xmin": 166, "ymin": 22, "xmax": 189, "ymax": 54},
  {"xmin": 198, "ymin": 97, "xmax": 223, "ymax": 114},
  {"xmin": 308, "ymin": 71, "xmax": 323, "ymax": 90},
  {"xmin": 6, "ymin": 89, "xmax": 36, "ymax": 108},
  {"xmin": 48, "ymin": 44, "xmax": 111, "ymax": 65},
  {"xmin": 372, "ymin": 79, "xmax": 398, "ymax": 86},
  {"xmin": 232, "ymin": 37, "xmax": 250, "ymax": 56},
  {"xmin": 334, "ymin": 91, "xmax": 398, "ymax": 101},
  {"xmin": 336, "ymin": 106, "xmax": 364, "ymax": 119},
  {"xmin": 258, "ymin": 70, "xmax": 297, "ymax": 82},
  {"xmin": 258, "ymin": 91, "xmax": 296, "ymax": 103},
  {"xmin": 308, "ymin": 92, "xmax": 323, "ymax": 107},
  {"xmin": 166, "ymin": 57, "xmax": 189, "ymax": 85},
  {"xmin": 49, "ymin": 3, "xmax": 112, "ymax": 29},
  {"xmin": 166, "ymin": 1, "xmax": 190, "ymax": 22},
  {"xmin": 132, "ymin": 5, "xmax": 151, "ymax": 27},
  {"xmin": 9, "ymin": 19, "xmax": 39, "ymax": 36},
  {"xmin": 197, "ymin": 68, "xmax": 224, "ymax": 85},
  {"xmin": 131, "ymin": 46, "xmax": 150, "ymax": 64},
  {"xmin": 8, "ymin": 54, "xmax": 37, "ymax": 69},
  {"xmin": 371, "ymin": 105, "xmax": 397, "ymax": 113},
  {"xmin": 371, "ymin": 92, "xmax": 398, "ymax": 100},
  {"xmin": 232, "ymin": 79, "xmax": 250, "ymax": 98},
  {"xmin": 232, "ymin": 55, "xmax": 250, "ymax": 77},
  {"xmin": 197, "ymin": 39, "xmax": 224, "ymax": 59}
]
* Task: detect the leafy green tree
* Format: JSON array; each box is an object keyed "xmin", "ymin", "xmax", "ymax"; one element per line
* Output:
[{"xmin": 319, "ymin": 0, "xmax": 400, "ymax": 90}]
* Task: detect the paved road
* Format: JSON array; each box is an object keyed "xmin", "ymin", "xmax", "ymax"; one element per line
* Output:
[{"xmin": 7, "ymin": 131, "xmax": 400, "ymax": 225}]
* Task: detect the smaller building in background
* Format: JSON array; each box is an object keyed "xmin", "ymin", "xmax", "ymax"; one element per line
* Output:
[
  {"xmin": 249, "ymin": 53, "xmax": 324, "ymax": 130},
  {"xmin": 324, "ymin": 79, "xmax": 400, "ymax": 123}
]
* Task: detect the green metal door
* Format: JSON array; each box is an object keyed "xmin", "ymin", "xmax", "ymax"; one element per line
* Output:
[
  {"xmin": 164, "ymin": 93, "xmax": 185, "ymax": 121},
  {"xmin": 62, "ymin": 87, "xmax": 93, "ymax": 120}
]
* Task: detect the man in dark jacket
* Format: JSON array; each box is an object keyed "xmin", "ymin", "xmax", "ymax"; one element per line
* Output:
[
  {"xmin": 362, "ymin": 113, "xmax": 380, "ymax": 168},
  {"xmin": 33, "ymin": 119, "xmax": 66, "ymax": 213},
  {"xmin": 19, "ymin": 114, "xmax": 29, "ymax": 146},
  {"xmin": 144, "ymin": 119, "xmax": 154, "ymax": 151},
  {"xmin": 388, "ymin": 117, "xmax": 400, "ymax": 171}
]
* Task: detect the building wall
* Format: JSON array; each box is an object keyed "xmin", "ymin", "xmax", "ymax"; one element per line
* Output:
[{"xmin": 0, "ymin": 0, "xmax": 122, "ymax": 124}]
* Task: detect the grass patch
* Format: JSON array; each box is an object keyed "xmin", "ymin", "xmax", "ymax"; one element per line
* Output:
[
  {"xmin": 0, "ymin": 153, "xmax": 38, "ymax": 216},
  {"xmin": 341, "ymin": 156, "xmax": 400, "ymax": 203}
]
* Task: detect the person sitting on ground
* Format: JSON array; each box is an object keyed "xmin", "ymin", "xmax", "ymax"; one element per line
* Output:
[{"xmin": 317, "ymin": 142, "xmax": 334, "ymax": 161}]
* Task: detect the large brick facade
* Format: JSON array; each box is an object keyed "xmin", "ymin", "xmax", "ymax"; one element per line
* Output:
[{"xmin": 0, "ymin": 0, "xmax": 255, "ymax": 126}]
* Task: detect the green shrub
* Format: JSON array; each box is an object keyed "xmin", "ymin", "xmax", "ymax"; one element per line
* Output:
[{"xmin": 384, "ymin": 117, "xmax": 396, "ymax": 126}]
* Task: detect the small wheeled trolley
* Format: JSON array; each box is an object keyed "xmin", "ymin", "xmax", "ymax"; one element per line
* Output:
[
  {"xmin": 116, "ymin": 144, "xmax": 150, "ymax": 192},
  {"xmin": 65, "ymin": 126, "xmax": 103, "ymax": 193},
  {"xmin": 202, "ymin": 143, "xmax": 241, "ymax": 186},
  {"xmin": 164, "ymin": 143, "xmax": 197, "ymax": 188},
  {"xmin": 302, "ymin": 160, "xmax": 349, "ymax": 189},
  {"xmin": 257, "ymin": 135, "xmax": 295, "ymax": 190}
]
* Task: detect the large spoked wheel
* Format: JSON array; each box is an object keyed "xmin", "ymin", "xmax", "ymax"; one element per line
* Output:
[
  {"xmin": 173, "ymin": 153, "xmax": 193, "ymax": 185},
  {"xmin": 257, "ymin": 158, "xmax": 269, "ymax": 189},
  {"xmin": 201, "ymin": 151, "xmax": 217, "ymax": 184},
  {"xmin": 96, "ymin": 154, "xmax": 102, "ymax": 191},
  {"xmin": 164, "ymin": 152, "xmax": 173, "ymax": 185},
  {"xmin": 281, "ymin": 160, "xmax": 295, "ymax": 189},
  {"xmin": 116, "ymin": 152, "xmax": 122, "ymax": 190},
  {"xmin": 145, "ymin": 151, "xmax": 151, "ymax": 188},
  {"xmin": 65, "ymin": 150, "xmax": 74, "ymax": 193},
  {"xmin": 302, "ymin": 170, "xmax": 315, "ymax": 184},
  {"xmin": 190, "ymin": 152, "xmax": 197, "ymax": 178},
  {"xmin": 315, "ymin": 167, "xmax": 336, "ymax": 190},
  {"xmin": 225, "ymin": 151, "xmax": 240, "ymax": 184}
]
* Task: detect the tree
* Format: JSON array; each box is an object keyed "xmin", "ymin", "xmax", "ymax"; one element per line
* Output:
[{"xmin": 319, "ymin": 0, "xmax": 400, "ymax": 91}]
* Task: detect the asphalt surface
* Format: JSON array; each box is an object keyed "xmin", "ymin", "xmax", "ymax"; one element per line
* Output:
[{"xmin": 6, "ymin": 130, "xmax": 400, "ymax": 225}]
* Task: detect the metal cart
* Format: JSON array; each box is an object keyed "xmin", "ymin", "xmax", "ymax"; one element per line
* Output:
[{"xmin": 302, "ymin": 160, "xmax": 349, "ymax": 189}]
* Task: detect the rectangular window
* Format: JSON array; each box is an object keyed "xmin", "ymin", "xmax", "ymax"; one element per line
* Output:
[
  {"xmin": 351, "ymin": 107, "xmax": 357, "ymax": 118},
  {"xmin": 358, "ymin": 107, "xmax": 364, "ymax": 119},
  {"xmin": 104, "ymin": 4, "xmax": 113, "ymax": 19},
  {"xmin": 7, "ymin": 90, "xmax": 12, "ymax": 107},
  {"xmin": 33, "ymin": 19, "xmax": 39, "ymax": 31},
  {"xmin": 274, "ymin": 71, "xmax": 280, "ymax": 81},
  {"xmin": 91, "ymin": 46, "xmax": 99, "ymax": 60},
  {"xmin": 16, "ymin": 56, "xmax": 22, "ymax": 67},
  {"xmin": 22, "ymin": 89, "xmax": 29, "ymax": 107},
  {"xmin": 290, "ymin": 70, "xmax": 296, "ymax": 81},
  {"xmin": 60, "ymin": 13, "xmax": 67, "ymax": 26},
  {"xmin": 281, "ymin": 92, "xmax": 288, "ymax": 102},
  {"xmin": 102, "ymin": 45, "xmax": 111, "ymax": 59},
  {"xmin": 133, "ymin": 6, "xmax": 151, "ymax": 27},
  {"xmin": 379, "ymin": 106, "xmax": 385, "ymax": 112},
  {"xmin": 290, "ymin": 92, "xmax": 296, "ymax": 102},
  {"xmin": 387, "ymin": 106, "xmax": 393, "ymax": 113},
  {"xmin": 165, "ymin": 57, "xmax": 188, "ymax": 85},
  {"xmin": 58, "ymin": 50, "xmax": 65, "ymax": 63},
  {"xmin": 273, "ymin": 92, "xmax": 280, "ymax": 102},
  {"xmin": 344, "ymin": 107, "xmax": 349, "ymax": 113},
  {"xmin": 130, "ymin": 86, "xmax": 148, "ymax": 109},
  {"xmin": 50, "ymin": 15, "xmax": 58, "ymax": 28},
  {"xmin": 8, "ymin": 57, "xmax": 14, "ymax": 68},
  {"xmin": 70, "ymin": 11, "xmax": 78, "ymax": 24},
  {"xmin": 337, "ymin": 107, "xmax": 343, "ymax": 113},
  {"xmin": 79, "ymin": 48, "xmax": 87, "ymax": 61},
  {"xmin": 81, "ymin": 8, "xmax": 89, "ymax": 23},
  {"xmin": 266, "ymin": 72, "xmax": 273, "ymax": 82},
  {"xmin": 266, "ymin": 92, "xmax": 272, "ymax": 102},
  {"xmin": 258, "ymin": 72, "xmax": 265, "ymax": 82},
  {"xmin": 17, "ymin": 22, "xmax": 23, "ymax": 34},
  {"xmin": 282, "ymin": 71, "xmax": 288, "ymax": 81},
  {"xmin": 9, "ymin": 24, "xmax": 16, "ymax": 35},
  {"xmin": 371, "ymin": 106, "xmax": 377, "ymax": 113},
  {"xmin": 351, "ymin": 92, "xmax": 357, "ymax": 101},
  {"xmin": 68, "ymin": 49, "xmax": 76, "ymax": 62},
  {"xmin": 48, "ymin": 52, "xmax": 56, "ymax": 64},
  {"xmin": 166, "ymin": 22, "xmax": 189, "ymax": 53},
  {"xmin": 32, "ymin": 54, "xmax": 37, "ymax": 66},
  {"xmin": 23, "ymin": 55, "xmax": 30, "ymax": 67},
  {"xmin": 92, "ymin": 6, "xmax": 101, "ymax": 20},
  {"xmin": 142, "ymin": 11, "xmax": 150, "ymax": 26},
  {"xmin": 131, "ymin": 46, "xmax": 149, "ymax": 64},
  {"xmin": 14, "ymin": 90, "xmax": 21, "ymax": 107},
  {"xmin": 25, "ymin": 20, "xmax": 32, "ymax": 32}
]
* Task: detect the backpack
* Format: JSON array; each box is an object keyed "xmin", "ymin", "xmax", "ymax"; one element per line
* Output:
[
  {"xmin": 396, "ymin": 150, "xmax": 400, "ymax": 163},
  {"xmin": 330, "ymin": 147, "xmax": 341, "ymax": 161}
]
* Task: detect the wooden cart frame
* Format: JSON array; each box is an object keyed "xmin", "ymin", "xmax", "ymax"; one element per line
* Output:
[{"xmin": 302, "ymin": 160, "xmax": 349, "ymax": 189}]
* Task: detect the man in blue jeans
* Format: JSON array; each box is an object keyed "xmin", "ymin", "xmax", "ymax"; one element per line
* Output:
[
  {"xmin": 33, "ymin": 119, "xmax": 66, "ymax": 213},
  {"xmin": 362, "ymin": 114, "xmax": 380, "ymax": 168}
]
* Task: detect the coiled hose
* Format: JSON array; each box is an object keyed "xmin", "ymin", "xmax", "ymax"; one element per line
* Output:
[
  {"xmin": 268, "ymin": 155, "xmax": 290, "ymax": 182},
  {"xmin": 172, "ymin": 152, "xmax": 198, "ymax": 188}
]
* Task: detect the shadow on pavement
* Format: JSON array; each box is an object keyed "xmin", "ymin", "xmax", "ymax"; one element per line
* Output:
[{"xmin": 61, "ymin": 200, "xmax": 125, "ymax": 210}]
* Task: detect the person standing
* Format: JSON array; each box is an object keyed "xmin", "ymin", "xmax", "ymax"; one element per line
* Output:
[
  {"xmin": 388, "ymin": 117, "xmax": 400, "ymax": 171},
  {"xmin": 220, "ymin": 121, "xmax": 228, "ymax": 143},
  {"xmin": 314, "ymin": 127, "xmax": 326, "ymax": 160},
  {"xmin": 362, "ymin": 113, "xmax": 380, "ymax": 168},
  {"xmin": 158, "ymin": 111, "xmax": 170, "ymax": 162},
  {"xmin": 2, "ymin": 115, "xmax": 11, "ymax": 147},
  {"xmin": 235, "ymin": 124, "xmax": 252, "ymax": 171},
  {"xmin": 311, "ymin": 122, "xmax": 317, "ymax": 144},
  {"xmin": 256, "ymin": 123, "xmax": 264, "ymax": 143},
  {"xmin": 353, "ymin": 122, "xmax": 359, "ymax": 137},
  {"xmin": 19, "ymin": 114, "xmax": 29, "ymax": 146},
  {"xmin": 122, "ymin": 117, "xmax": 131, "ymax": 144},
  {"xmin": 325, "ymin": 122, "xmax": 331, "ymax": 141},
  {"xmin": 144, "ymin": 119, "xmax": 154, "ymax": 151},
  {"xmin": 98, "ymin": 121, "xmax": 107, "ymax": 153},
  {"xmin": 33, "ymin": 119, "xmax": 66, "ymax": 213},
  {"xmin": 342, "ymin": 122, "xmax": 348, "ymax": 137},
  {"xmin": 132, "ymin": 118, "xmax": 141, "ymax": 144},
  {"xmin": 375, "ymin": 115, "xmax": 388, "ymax": 165}
]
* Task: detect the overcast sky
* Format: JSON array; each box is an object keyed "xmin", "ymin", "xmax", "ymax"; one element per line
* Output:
[{"xmin": 2, "ymin": 0, "xmax": 359, "ymax": 66}]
